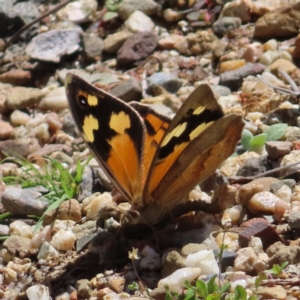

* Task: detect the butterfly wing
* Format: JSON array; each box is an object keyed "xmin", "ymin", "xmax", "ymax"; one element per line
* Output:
[
  {"xmin": 65, "ymin": 72, "xmax": 145, "ymax": 203},
  {"xmin": 129, "ymin": 102, "xmax": 170, "ymax": 187},
  {"xmin": 141, "ymin": 84, "xmax": 244, "ymax": 222}
]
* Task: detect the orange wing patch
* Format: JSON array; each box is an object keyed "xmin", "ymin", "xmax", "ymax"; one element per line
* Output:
[{"xmin": 107, "ymin": 133, "xmax": 141, "ymax": 198}]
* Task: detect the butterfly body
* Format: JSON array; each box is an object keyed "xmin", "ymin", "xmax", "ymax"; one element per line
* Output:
[{"xmin": 65, "ymin": 72, "xmax": 244, "ymax": 225}]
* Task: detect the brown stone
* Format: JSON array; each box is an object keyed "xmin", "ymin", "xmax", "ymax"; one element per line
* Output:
[
  {"xmin": 254, "ymin": 2, "xmax": 300, "ymax": 39},
  {"xmin": 256, "ymin": 286, "xmax": 287, "ymax": 299},
  {"xmin": 239, "ymin": 218, "xmax": 282, "ymax": 249}
]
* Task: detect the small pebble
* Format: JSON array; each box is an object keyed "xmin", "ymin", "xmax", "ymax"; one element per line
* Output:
[
  {"xmin": 50, "ymin": 229, "xmax": 76, "ymax": 251},
  {"xmin": 185, "ymin": 249, "xmax": 219, "ymax": 275},
  {"xmin": 158, "ymin": 267, "xmax": 202, "ymax": 288}
]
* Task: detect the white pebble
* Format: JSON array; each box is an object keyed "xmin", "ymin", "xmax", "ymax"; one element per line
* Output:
[
  {"xmin": 275, "ymin": 185, "xmax": 292, "ymax": 203},
  {"xmin": 104, "ymin": 291, "xmax": 120, "ymax": 300},
  {"xmin": 263, "ymin": 39, "xmax": 277, "ymax": 51},
  {"xmin": 52, "ymin": 220, "xmax": 76, "ymax": 232},
  {"xmin": 50, "ymin": 229, "xmax": 76, "ymax": 251},
  {"xmin": 280, "ymin": 50, "xmax": 292, "ymax": 61},
  {"xmin": 215, "ymin": 232, "xmax": 239, "ymax": 252},
  {"xmin": 37, "ymin": 241, "xmax": 59, "ymax": 260},
  {"xmin": 84, "ymin": 192, "xmax": 114, "ymax": 219},
  {"xmin": 247, "ymin": 111, "xmax": 263, "ymax": 122},
  {"xmin": 125, "ymin": 11, "xmax": 154, "ymax": 32},
  {"xmin": 231, "ymin": 279, "xmax": 247, "ymax": 289},
  {"xmin": 38, "ymin": 87, "xmax": 68, "ymax": 111},
  {"xmin": 10, "ymin": 110, "xmax": 31, "ymax": 126},
  {"xmin": 158, "ymin": 267, "xmax": 201, "ymax": 287},
  {"xmin": 224, "ymin": 205, "xmax": 243, "ymax": 224},
  {"xmin": 259, "ymin": 50, "xmax": 280, "ymax": 66},
  {"xmin": 26, "ymin": 284, "xmax": 51, "ymax": 300},
  {"xmin": 185, "ymin": 250, "xmax": 219, "ymax": 275},
  {"xmin": 9, "ymin": 220, "xmax": 33, "ymax": 238},
  {"xmin": 249, "ymin": 237, "xmax": 264, "ymax": 255},
  {"xmin": 141, "ymin": 245, "xmax": 158, "ymax": 257},
  {"xmin": 55, "ymin": 292, "xmax": 70, "ymax": 300}
]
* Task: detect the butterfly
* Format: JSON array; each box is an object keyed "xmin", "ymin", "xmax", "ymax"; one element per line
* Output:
[{"xmin": 65, "ymin": 72, "xmax": 244, "ymax": 225}]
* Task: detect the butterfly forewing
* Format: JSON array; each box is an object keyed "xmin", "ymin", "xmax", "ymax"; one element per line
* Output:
[
  {"xmin": 65, "ymin": 73, "xmax": 145, "ymax": 203},
  {"xmin": 143, "ymin": 84, "xmax": 228, "ymax": 205}
]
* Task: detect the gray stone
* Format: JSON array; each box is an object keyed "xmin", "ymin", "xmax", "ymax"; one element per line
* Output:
[
  {"xmin": 37, "ymin": 241, "xmax": 59, "ymax": 260},
  {"xmin": 14, "ymin": 2, "xmax": 39, "ymax": 24},
  {"xmin": 148, "ymin": 72, "xmax": 182, "ymax": 94},
  {"xmin": 270, "ymin": 181, "xmax": 286, "ymax": 193},
  {"xmin": 236, "ymin": 156, "xmax": 271, "ymax": 177},
  {"xmin": 220, "ymin": 63, "xmax": 265, "ymax": 90},
  {"xmin": 76, "ymin": 233, "xmax": 97, "ymax": 252},
  {"xmin": 147, "ymin": 103, "xmax": 174, "ymax": 117},
  {"xmin": 62, "ymin": 113, "xmax": 77, "ymax": 137},
  {"xmin": 1, "ymin": 187, "xmax": 49, "ymax": 216},
  {"xmin": 103, "ymin": 30, "xmax": 133, "ymax": 53},
  {"xmin": 266, "ymin": 141, "xmax": 293, "ymax": 160},
  {"xmin": 213, "ymin": 17, "xmax": 241, "ymax": 36},
  {"xmin": 214, "ymin": 250, "xmax": 236, "ymax": 272},
  {"xmin": 287, "ymin": 211, "xmax": 300, "ymax": 229},
  {"xmin": 0, "ymin": 224, "xmax": 9, "ymax": 236},
  {"xmin": 161, "ymin": 250, "xmax": 185, "ymax": 277},
  {"xmin": 0, "ymin": 140, "xmax": 30, "ymax": 160},
  {"xmin": 82, "ymin": 33, "xmax": 104, "ymax": 60},
  {"xmin": 210, "ymin": 84, "xmax": 232, "ymax": 96},
  {"xmin": 281, "ymin": 179, "xmax": 296, "ymax": 189},
  {"xmin": 117, "ymin": 0, "xmax": 160, "ymax": 20},
  {"xmin": 117, "ymin": 31, "xmax": 158, "ymax": 67},
  {"xmin": 95, "ymin": 167, "xmax": 113, "ymax": 191},
  {"xmin": 110, "ymin": 78, "xmax": 142, "ymax": 102},
  {"xmin": 26, "ymin": 29, "xmax": 81, "ymax": 63},
  {"xmin": 0, "ymin": 1, "xmax": 24, "ymax": 38},
  {"xmin": 78, "ymin": 166, "xmax": 94, "ymax": 202}
]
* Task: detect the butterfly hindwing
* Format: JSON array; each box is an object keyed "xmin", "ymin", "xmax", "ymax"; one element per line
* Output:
[
  {"xmin": 142, "ymin": 84, "xmax": 243, "ymax": 214},
  {"xmin": 143, "ymin": 85, "xmax": 223, "ymax": 201},
  {"xmin": 65, "ymin": 73, "xmax": 145, "ymax": 203},
  {"xmin": 152, "ymin": 114, "xmax": 243, "ymax": 207}
]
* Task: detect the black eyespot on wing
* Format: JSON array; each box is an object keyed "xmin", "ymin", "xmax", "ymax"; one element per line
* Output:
[
  {"xmin": 187, "ymin": 108, "xmax": 194, "ymax": 115},
  {"xmin": 78, "ymin": 95, "xmax": 87, "ymax": 107}
]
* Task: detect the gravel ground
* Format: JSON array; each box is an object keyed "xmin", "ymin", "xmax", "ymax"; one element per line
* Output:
[{"xmin": 1, "ymin": 0, "xmax": 300, "ymax": 299}]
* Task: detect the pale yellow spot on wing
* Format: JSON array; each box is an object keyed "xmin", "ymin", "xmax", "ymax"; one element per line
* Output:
[
  {"xmin": 83, "ymin": 115, "xmax": 99, "ymax": 142},
  {"xmin": 189, "ymin": 121, "xmax": 213, "ymax": 140},
  {"xmin": 109, "ymin": 111, "xmax": 131, "ymax": 134},
  {"xmin": 161, "ymin": 122, "xmax": 187, "ymax": 146},
  {"xmin": 87, "ymin": 94, "xmax": 98, "ymax": 106},
  {"xmin": 193, "ymin": 106, "xmax": 205, "ymax": 115}
]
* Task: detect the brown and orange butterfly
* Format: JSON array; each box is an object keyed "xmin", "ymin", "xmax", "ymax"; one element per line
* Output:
[{"xmin": 65, "ymin": 72, "xmax": 244, "ymax": 225}]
